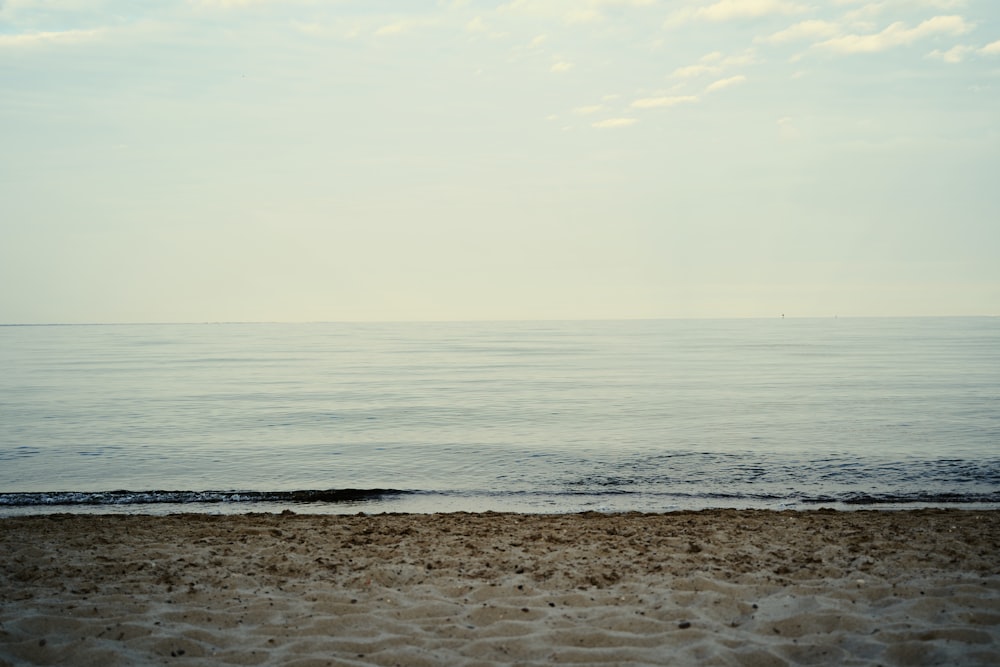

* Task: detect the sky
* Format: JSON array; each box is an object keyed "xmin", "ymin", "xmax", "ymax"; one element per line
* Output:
[{"xmin": 1, "ymin": 0, "xmax": 998, "ymax": 323}]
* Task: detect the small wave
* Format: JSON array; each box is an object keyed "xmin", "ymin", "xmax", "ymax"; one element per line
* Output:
[
  {"xmin": 0, "ymin": 489, "xmax": 409, "ymax": 507},
  {"xmin": 805, "ymin": 492, "xmax": 1000, "ymax": 505},
  {"xmin": 2, "ymin": 487, "xmax": 998, "ymax": 510},
  {"xmin": 0, "ymin": 446, "xmax": 42, "ymax": 461}
]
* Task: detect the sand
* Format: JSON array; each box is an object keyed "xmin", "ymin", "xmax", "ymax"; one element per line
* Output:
[{"xmin": 1, "ymin": 509, "xmax": 998, "ymax": 666}]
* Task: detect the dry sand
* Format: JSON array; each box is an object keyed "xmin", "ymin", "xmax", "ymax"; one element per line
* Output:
[{"xmin": 1, "ymin": 509, "xmax": 998, "ymax": 666}]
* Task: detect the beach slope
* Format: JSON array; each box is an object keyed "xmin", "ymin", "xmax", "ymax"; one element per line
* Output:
[{"xmin": 2, "ymin": 509, "xmax": 998, "ymax": 666}]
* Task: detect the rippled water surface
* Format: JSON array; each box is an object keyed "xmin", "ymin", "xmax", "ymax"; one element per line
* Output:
[{"xmin": 1, "ymin": 318, "xmax": 998, "ymax": 513}]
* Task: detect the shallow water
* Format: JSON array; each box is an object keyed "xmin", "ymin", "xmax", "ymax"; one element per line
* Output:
[{"xmin": 1, "ymin": 318, "xmax": 998, "ymax": 513}]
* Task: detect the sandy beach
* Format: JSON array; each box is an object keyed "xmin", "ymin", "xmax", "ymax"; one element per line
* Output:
[{"xmin": 2, "ymin": 509, "xmax": 998, "ymax": 666}]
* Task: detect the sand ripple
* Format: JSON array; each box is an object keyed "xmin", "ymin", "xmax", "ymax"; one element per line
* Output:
[{"xmin": 2, "ymin": 509, "xmax": 999, "ymax": 665}]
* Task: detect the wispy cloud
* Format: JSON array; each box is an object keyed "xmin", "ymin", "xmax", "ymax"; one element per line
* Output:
[
  {"xmin": 551, "ymin": 60, "xmax": 574, "ymax": 73},
  {"xmin": 671, "ymin": 50, "xmax": 755, "ymax": 78},
  {"xmin": 666, "ymin": 0, "xmax": 807, "ymax": 28},
  {"xmin": 982, "ymin": 39, "xmax": 1000, "ymax": 55},
  {"xmin": 373, "ymin": 17, "xmax": 439, "ymax": 38},
  {"xmin": 927, "ymin": 44, "xmax": 975, "ymax": 63},
  {"xmin": 565, "ymin": 8, "xmax": 603, "ymax": 24},
  {"xmin": 374, "ymin": 23, "xmax": 404, "ymax": 37},
  {"xmin": 758, "ymin": 19, "xmax": 841, "ymax": 44},
  {"xmin": 720, "ymin": 51, "xmax": 758, "ymax": 67},
  {"xmin": 190, "ymin": 0, "xmax": 310, "ymax": 8},
  {"xmin": 706, "ymin": 75, "xmax": 747, "ymax": 92},
  {"xmin": 592, "ymin": 117, "xmax": 637, "ymax": 128},
  {"xmin": 591, "ymin": 0, "xmax": 657, "ymax": 6},
  {"xmin": 838, "ymin": 0, "xmax": 969, "ymax": 19},
  {"xmin": 498, "ymin": 0, "xmax": 648, "ymax": 25},
  {"xmin": 776, "ymin": 115, "xmax": 800, "ymax": 139},
  {"xmin": 0, "ymin": 28, "xmax": 104, "ymax": 47},
  {"xmin": 631, "ymin": 95, "xmax": 699, "ymax": 108},
  {"xmin": 818, "ymin": 15, "xmax": 974, "ymax": 54},
  {"xmin": 672, "ymin": 52, "xmax": 721, "ymax": 78},
  {"xmin": 672, "ymin": 62, "xmax": 721, "ymax": 78},
  {"xmin": 294, "ymin": 20, "xmax": 363, "ymax": 40}
]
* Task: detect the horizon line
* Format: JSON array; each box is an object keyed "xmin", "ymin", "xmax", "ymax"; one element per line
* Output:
[{"xmin": 2, "ymin": 314, "xmax": 997, "ymax": 327}]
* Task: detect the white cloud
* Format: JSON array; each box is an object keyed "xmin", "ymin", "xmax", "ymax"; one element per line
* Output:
[
  {"xmin": 499, "ymin": 0, "xmax": 657, "ymax": 23},
  {"xmin": 666, "ymin": 0, "xmax": 807, "ymax": 28},
  {"xmin": 591, "ymin": 0, "xmax": 656, "ymax": 6},
  {"xmin": 374, "ymin": 21, "xmax": 406, "ymax": 37},
  {"xmin": 0, "ymin": 28, "xmax": 103, "ymax": 47},
  {"xmin": 551, "ymin": 60, "xmax": 574, "ymax": 72},
  {"xmin": 671, "ymin": 50, "xmax": 756, "ymax": 78},
  {"xmin": 776, "ymin": 115, "xmax": 800, "ymax": 139},
  {"xmin": 672, "ymin": 63, "xmax": 721, "ymax": 78},
  {"xmin": 465, "ymin": 16, "xmax": 487, "ymax": 33},
  {"xmin": 721, "ymin": 51, "xmax": 758, "ymax": 67},
  {"xmin": 706, "ymin": 75, "xmax": 747, "ymax": 92},
  {"xmin": 839, "ymin": 0, "xmax": 967, "ymax": 9},
  {"xmin": 631, "ymin": 95, "xmax": 699, "ymax": 108},
  {"xmin": 759, "ymin": 20, "xmax": 841, "ymax": 44},
  {"xmin": 190, "ymin": 0, "xmax": 313, "ymax": 8},
  {"xmin": 928, "ymin": 44, "xmax": 974, "ymax": 63},
  {"xmin": 592, "ymin": 117, "xmax": 637, "ymax": 128},
  {"xmin": 818, "ymin": 15, "xmax": 974, "ymax": 54},
  {"xmin": 372, "ymin": 16, "xmax": 440, "ymax": 38},
  {"xmin": 496, "ymin": 0, "xmax": 600, "ymax": 24},
  {"xmin": 295, "ymin": 20, "xmax": 363, "ymax": 40},
  {"xmin": 566, "ymin": 8, "xmax": 603, "ymax": 23},
  {"xmin": 190, "ymin": 0, "xmax": 258, "ymax": 7},
  {"xmin": 982, "ymin": 40, "xmax": 1000, "ymax": 55},
  {"xmin": 836, "ymin": 0, "xmax": 968, "ymax": 24}
]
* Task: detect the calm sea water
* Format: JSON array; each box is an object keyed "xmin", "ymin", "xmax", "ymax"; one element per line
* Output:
[{"xmin": 1, "ymin": 318, "xmax": 998, "ymax": 515}]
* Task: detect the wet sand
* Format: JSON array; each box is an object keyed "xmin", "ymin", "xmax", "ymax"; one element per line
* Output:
[{"xmin": 2, "ymin": 509, "xmax": 999, "ymax": 666}]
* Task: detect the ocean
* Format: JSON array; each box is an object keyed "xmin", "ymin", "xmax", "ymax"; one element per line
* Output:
[{"xmin": 1, "ymin": 318, "xmax": 998, "ymax": 515}]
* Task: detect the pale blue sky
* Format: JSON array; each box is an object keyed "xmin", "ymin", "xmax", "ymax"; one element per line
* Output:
[{"xmin": 2, "ymin": 0, "xmax": 998, "ymax": 322}]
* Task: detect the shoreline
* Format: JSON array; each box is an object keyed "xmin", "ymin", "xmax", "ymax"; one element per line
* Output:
[
  {"xmin": 4, "ymin": 497, "xmax": 999, "ymax": 518},
  {"xmin": 3, "ymin": 509, "xmax": 999, "ymax": 665}
]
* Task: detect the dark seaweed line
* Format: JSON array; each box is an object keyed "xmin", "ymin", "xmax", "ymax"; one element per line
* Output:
[
  {"xmin": 808, "ymin": 492, "xmax": 1000, "ymax": 505},
  {"xmin": 2, "ymin": 488, "xmax": 999, "ymax": 507},
  {"xmin": 0, "ymin": 489, "xmax": 409, "ymax": 506}
]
